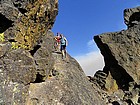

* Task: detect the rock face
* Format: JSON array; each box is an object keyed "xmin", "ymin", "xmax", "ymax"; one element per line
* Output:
[
  {"xmin": 0, "ymin": 0, "xmax": 103, "ymax": 105},
  {"xmin": 0, "ymin": 0, "xmax": 58, "ymax": 49},
  {"xmin": 93, "ymin": 6, "xmax": 140, "ymax": 105},
  {"xmin": 2, "ymin": 0, "xmax": 140, "ymax": 105},
  {"xmin": 124, "ymin": 6, "xmax": 140, "ymax": 27},
  {"xmin": 26, "ymin": 53, "xmax": 102, "ymax": 105}
]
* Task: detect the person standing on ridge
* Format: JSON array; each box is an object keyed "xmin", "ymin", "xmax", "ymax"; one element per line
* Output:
[
  {"xmin": 60, "ymin": 34, "xmax": 68, "ymax": 59},
  {"xmin": 54, "ymin": 33, "xmax": 61, "ymax": 51}
]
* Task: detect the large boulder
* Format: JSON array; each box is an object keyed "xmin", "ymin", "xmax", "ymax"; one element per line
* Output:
[
  {"xmin": 0, "ymin": 0, "xmax": 58, "ymax": 104},
  {"xmin": 0, "ymin": 0, "xmax": 58, "ymax": 49},
  {"xmin": 93, "ymin": 6, "xmax": 140, "ymax": 105}
]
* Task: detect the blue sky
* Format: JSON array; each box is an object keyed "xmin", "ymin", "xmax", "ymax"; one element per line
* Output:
[{"xmin": 52, "ymin": 0, "xmax": 140, "ymax": 75}]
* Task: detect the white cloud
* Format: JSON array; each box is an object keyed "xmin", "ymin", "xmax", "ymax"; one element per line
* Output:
[
  {"xmin": 74, "ymin": 40, "xmax": 105, "ymax": 76},
  {"xmin": 75, "ymin": 51, "xmax": 104, "ymax": 76}
]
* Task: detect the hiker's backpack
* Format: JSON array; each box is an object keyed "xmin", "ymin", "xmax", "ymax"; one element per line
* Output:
[{"xmin": 61, "ymin": 37, "xmax": 66, "ymax": 45}]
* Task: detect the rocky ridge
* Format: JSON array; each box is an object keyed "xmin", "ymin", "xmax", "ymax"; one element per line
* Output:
[
  {"xmin": 1, "ymin": 0, "xmax": 140, "ymax": 105},
  {"xmin": 0, "ymin": 0, "xmax": 103, "ymax": 105},
  {"xmin": 91, "ymin": 6, "xmax": 140, "ymax": 105}
]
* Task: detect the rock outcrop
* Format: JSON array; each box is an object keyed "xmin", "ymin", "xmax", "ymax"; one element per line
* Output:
[
  {"xmin": 0, "ymin": 0, "xmax": 103, "ymax": 105},
  {"xmin": 26, "ymin": 53, "xmax": 102, "ymax": 105},
  {"xmin": 124, "ymin": 6, "xmax": 140, "ymax": 28},
  {"xmin": 2, "ymin": 0, "xmax": 140, "ymax": 105},
  {"xmin": 93, "ymin": 6, "xmax": 140, "ymax": 105}
]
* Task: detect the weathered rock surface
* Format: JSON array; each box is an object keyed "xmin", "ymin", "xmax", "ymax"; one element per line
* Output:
[
  {"xmin": 0, "ymin": 0, "xmax": 104, "ymax": 105},
  {"xmin": 0, "ymin": 0, "xmax": 58, "ymax": 104},
  {"xmin": 26, "ymin": 53, "xmax": 103, "ymax": 105},
  {"xmin": 124, "ymin": 6, "xmax": 140, "ymax": 27},
  {"xmin": 92, "ymin": 6, "xmax": 140, "ymax": 105},
  {"xmin": 2, "ymin": 0, "xmax": 140, "ymax": 105},
  {"xmin": 0, "ymin": 0, "xmax": 58, "ymax": 49}
]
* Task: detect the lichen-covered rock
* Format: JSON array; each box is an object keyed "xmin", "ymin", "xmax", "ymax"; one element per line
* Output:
[
  {"xmin": 0, "ymin": 0, "xmax": 104, "ymax": 105},
  {"xmin": 0, "ymin": 30, "xmax": 55, "ymax": 105},
  {"xmin": 0, "ymin": 0, "xmax": 58, "ymax": 49},
  {"xmin": 0, "ymin": 0, "xmax": 58, "ymax": 104}
]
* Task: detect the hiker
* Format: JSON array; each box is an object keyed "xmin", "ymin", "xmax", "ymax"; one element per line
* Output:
[
  {"xmin": 54, "ymin": 33, "xmax": 61, "ymax": 51},
  {"xmin": 60, "ymin": 34, "xmax": 68, "ymax": 59}
]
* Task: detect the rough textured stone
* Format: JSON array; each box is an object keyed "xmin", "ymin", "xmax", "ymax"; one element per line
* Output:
[
  {"xmin": 0, "ymin": 30, "xmax": 56, "ymax": 105},
  {"xmin": 0, "ymin": 0, "xmax": 58, "ymax": 49},
  {"xmin": 93, "ymin": 6, "xmax": 140, "ymax": 105},
  {"xmin": 0, "ymin": 0, "xmax": 104, "ymax": 105},
  {"xmin": 0, "ymin": 0, "xmax": 58, "ymax": 104},
  {"xmin": 93, "ymin": 70, "xmax": 107, "ymax": 89},
  {"xmin": 94, "ymin": 22, "xmax": 140, "ymax": 90},
  {"xmin": 3, "ymin": 0, "xmax": 140, "ymax": 105},
  {"xmin": 26, "ymin": 53, "xmax": 103, "ymax": 105},
  {"xmin": 124, "ymin": 6, "xmax": 140, "ymax": 27}
]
